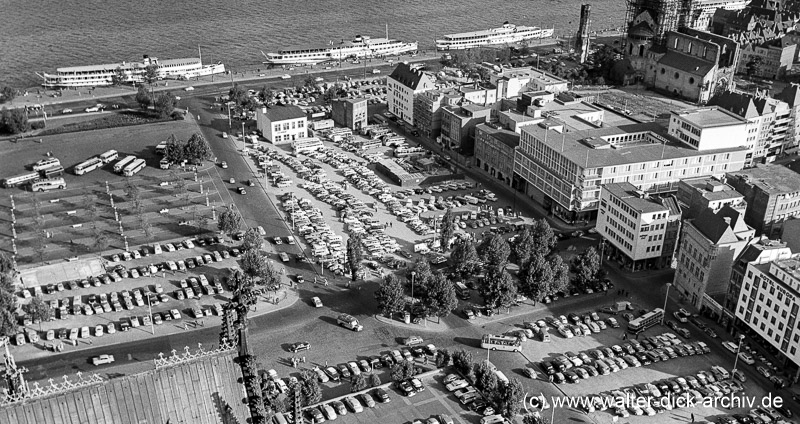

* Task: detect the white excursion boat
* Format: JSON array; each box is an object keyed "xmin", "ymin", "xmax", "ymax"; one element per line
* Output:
[
  {"xmin": 436, "ymin": 22, "xmax": 554, "ymax": 50},
  {"xmin": 39, "ymin": 55, "xmax": 226, "ymax": 88},
  {"xmin": 263, "ymin": 35, "xmax": 418, "ymax": 66}
]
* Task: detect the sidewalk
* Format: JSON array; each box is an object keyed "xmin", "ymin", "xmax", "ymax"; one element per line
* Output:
[{"xmin": 14, "ymin": 285, "xmax": 299, "ymax": 362}]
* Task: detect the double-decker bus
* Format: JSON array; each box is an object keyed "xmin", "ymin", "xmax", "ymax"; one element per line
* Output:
[
  {"xmin": 1, "ymin": 172, "xmax": 39, "ymax": 188},
  {"xmin": 99, "ymin": 150, "xmax": 119, "ymax": 164},
  {"xmin": 480, "ymin": 334, "xmax": 522, "ymax": 352},
  {"xmin": 74, "ymin": 157, "xmax": 103, "ymax": 175},
  {"xmin": 114, "ymin": 155, "xmax": 137, "ymax": 173},
  {"xmin": 627, "ymin": 308, "xmax": 664, "ymax": 333},
  {"xmin": 122, "ymin": 158, "xmax": 146, "ymax": 177}
]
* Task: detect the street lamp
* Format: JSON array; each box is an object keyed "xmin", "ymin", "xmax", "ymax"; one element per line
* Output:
[
  {"xmin": 411, "ymin": 271, "xmax": 416, "ymax": 305},
  {"xmin": 661, "ymin": 283, "xmax": 672, "ymax": 326},
  {"xmin": 730, "ymin": 334, "xmax": 746, "ymax": 379},
  {"xmin": 147, "ymin": 294, "xmax": 155, "ymax": 335}
]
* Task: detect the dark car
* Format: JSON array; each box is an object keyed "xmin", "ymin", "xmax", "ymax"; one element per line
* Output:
[
  {"xmin": 373, "ymin": 388, "xmax": 390, "ymax": 403},
  {"xmin": 563, "ymin": 370, "xmax": 580, "ymax": 384}
]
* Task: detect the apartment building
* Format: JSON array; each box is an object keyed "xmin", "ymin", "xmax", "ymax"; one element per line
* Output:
[
  {"xmin": 331, "ymin": 97, "xmax": 368, "ymax": 131},
  {"xmin": 596, "ymin": 183, "xmax": 682, "ymax": 271},
  {"xmin": 709, "ymin": 90, "xmax": 792, "ymax": 164},
  {"xmin": 387, "ymin": 63, "xmax": 435, "ymax": 125},
  {"xmin": 734, "ymin": 253, "xmax": 800, "ymax": 370},
  {"xmin": 673, "ymin": 206, "xmax": 755, "ymax": 309},
  {"xmin": 737, "ymin": 40, "xmax": 797, "ymax": 80},
  {"xmin": 775, "ymin": 83, "xmax": 800, "ymax": 156},
  {"xmin": 413, "ymin": 89, "xmax": 462, "ymax": 138},
  {"xmin": 475, "ymin": 123, "xmax": 520, "ymax": 187},
  {"xmin": 515, "ymin": 118, "xmax": 749, "ymax": 222},
  {"xmin": 255, "ymin": 105, "xmax": 308, "ymax": 145},
  {"xmin": 676, "ymin": 176, "xmax": 746, "ymax": 219},
  {"xmin": 488, "ymin": 66, "xmax": 569, "ymax": 99},
  {"xmin": 726, "ymin": 164, "xmax": 800, "ymax": 237},
  {"xmin": 682, "ymin": 0, "xmax": 748, "ymax": 30},
  {"xmin": 440, "ymin": 104, "xmax": 491, "ymax": 154}
]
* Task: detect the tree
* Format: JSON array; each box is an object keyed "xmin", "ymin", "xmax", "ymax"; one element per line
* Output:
[
  {"xmin": 240, "ymin": 249, "xmax": 267, "ymax": 280},
  {"xmin": 370, "ymin": 373, "xmax": 381, "ymax": 387},
  {"xmin": 164, "ymin": 135, "xmax": 186, "ymax": 164},
  {"xmin": 346, "ymin": 232, "xmax": 363, "ymax": 281},
  {"xmin": 229, "ymin": 269, "xmax": 256, "ymax": 327},
  {"xmin": 390, "ymin": 360, "xmax": 416, "ymax": 382},
  {"xmin": 571, "ymin": 247, "xmax": 602, "ymax": 287},
  {"xmin": 350, "ymin": 373, "xmax": 368, "ymax": 392},
  {"xmin": 495, "ymin": 378, "xmax": 525, "ymax": 418},
  {"xmin": 111, "ymin": 67, "xmax": 126, "ymax": 86},
  {"xmin": 479, "ymin": 233, "xmax": 511, "ymax": 270},
  {"xmin": 229, "ymin": 84, "xmax": 248, "ymax": 106},
  {"xmin": 439, "ymin": 209, "xmax": 456, "ymax": 251},
  {"xmin": 408, "ymin": 258, "xmax": 434, "ymax": 298},
  {"xmin": 550, "ymin": 255, "xmax": 570, "ymax": 294},
  {"xmin": 474, "ymin": 360, "xmax": 498, "ymax": 392},
  {"xmin": 523, "ymin": 413, "xmax": 549, "ymax": 424},
  {"xmin": 241, "ymin": 228, "xmax": 263, "ymax": 252},
  {"xmin": 452, "ymin": 349, "xmax": 473, "ymax": 375},
  {"xmin": 530, "ymin": 218, "xmax": 557, "ymax": 257},
  {"xmin": 322, "ymin": 86, "xmax": 338, "ymax": 104},
  {"xmin": 435, "ymin": 348, "xmax": 451, "ymax": 368},
  {"xmin": 421, "ymin": 272, "xmax": 458, "ymax": 323},
  {"xmin": 304, "ymin": 76, "xmax": 317, "ymax": 88},
  {"xmin": 298, "ymin": 369, "xmax": 322, "ymax": 406},
  {"xmin": 143, "ymin": 64, "xmax": 159, "ymax": 86},
  {"xmin": 0, "ymin": 107, "xmax": 29, "ymax": 134},
  {"xmin": 183, "ymin": 133, "xmax": 212, "ymax": 163},
  {"xmin": 217, "ymin": 205, "xmax": 242, "ymax": 238},
  {"xmin": 0, "ymin": 86, "xmax": 16, "ymax": 103},
  {"xmin": 24, "ymin": 295, "xmax": 52, "ymax": 331},
  {"xmin": 135, "ymin": 86, "xmax": 151, "ymax": 109},
  {"xmin": 154, "ymin": 91, "xmax": 177, "ymax": 118},
  {"xmin": 257, "ymin": 85, "xmax": 275, "ymax": 104},
  {"xmin": 518, "ymin": 253, "xmax": 554, "ymax": 302},
  {"xmin": 451, "ymin": 239, "xmax": 480, "ymax": 277},
  {"xmin": 375, "ymin": 274, "xmax": 406, "ymax": 318},
  {"xmin": 480, "ymin": 266, "xmax": 517, "ymax": 311}
]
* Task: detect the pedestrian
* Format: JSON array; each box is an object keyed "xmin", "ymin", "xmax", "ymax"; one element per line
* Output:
[
  {"xmin": 424, "ymin": 356, "xmax": 428, "ymax": 365},
  {"xmin": 325, "ymin": 360, "xmax": 328, "ymax": 367},
  {"xmin": 622, "ymin": 332, "xmax": 627, "ymax": 340},
  {"xmin": 635, "ymin": 333, "xmax": 639, "ymax": 340},
  {"xmin": 302, "ymin": 356, "xmax": 306, "ymax": 363},
  {"xmin": 691, "ymin": 413, "xmax": 695, "ymax": 422}
]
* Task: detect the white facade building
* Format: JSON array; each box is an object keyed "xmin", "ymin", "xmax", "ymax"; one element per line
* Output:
[
  {"xmin": 255, "ymin": 105, "xmax": 308, "ymax": 145},
  {"xmin": 667, "ymin": 107, "xmax": 749, "ymax": 151},
  {"xmin": 386, "ymin": 63, "xmax": 435, "ymax": 125}
]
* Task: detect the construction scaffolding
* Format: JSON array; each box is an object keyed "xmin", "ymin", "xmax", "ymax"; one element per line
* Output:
[{"xmin": 624, "ymin": 0, "xmax": 682, "ymax": 47}]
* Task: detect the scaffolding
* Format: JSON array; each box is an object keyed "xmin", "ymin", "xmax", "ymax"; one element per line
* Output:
[{"xmin": 624, "ymin": 0, "xmax": 682, "ymax": 48}]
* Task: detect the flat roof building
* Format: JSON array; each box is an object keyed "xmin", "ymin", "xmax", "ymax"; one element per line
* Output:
[
  {"xmin": 331, "ymin": 97, "xmax": 368, "ymax": 131},
  {"xmin": 676, "ymin": 176, "xmax": 747, "ymax": 219},
  {"xmin": 667, "ymin": 107, "xmax": 750, "ymax": 151},
  {"xmin": 475, "ymin": 123, "xmax": 520, "ymax": 187},
  {"xmin": 726, "ymin": 164, "xmax": 800, "ymax": 237}
]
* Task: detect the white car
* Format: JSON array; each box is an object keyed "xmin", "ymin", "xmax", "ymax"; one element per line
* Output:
[
  {"xmin": 722, "ymin": 341, "xmax": 738, "ymax": 353},
  {"xmin": 92, "ymin": 354, "xmax": 115, "ymax": 366},
  {"xmin": 184, "ymin": 86, "xmax": 195, "ymax": 91},
  {"xmin": 738, "ymin": 352, "xmax": 755, "ymax": 365},
  {"xmin": 280, "ymin": 74, "xmax": 291, "ymax": 79}
]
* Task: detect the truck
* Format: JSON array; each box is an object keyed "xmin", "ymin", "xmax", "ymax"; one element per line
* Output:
[{"xmin": 337, "ymin": 314, "xmax": 363, "ymax": 331}]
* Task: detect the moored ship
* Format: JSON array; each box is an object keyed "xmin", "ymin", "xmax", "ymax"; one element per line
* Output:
[
  {"xmin": 39, "ymin": 55, "xmax": 226, "ymax": 88},
  {"xmin": 436, "ymin": 22, "xmax": 554, "ymax": 50},
  {"xmin": 263, "ymin": 35, "xmax": 418, "ymax": 66}
]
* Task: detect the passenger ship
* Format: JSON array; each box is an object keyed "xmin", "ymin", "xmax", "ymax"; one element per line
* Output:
[
  {"xmin": 39, "ymin": 55, "xmax": 226, "ymax": 88},
  {"xmin": 436, "ymin": 22, "xmax": 554, "ymax": 50},
  {"xmin": 263, "ymin": 35, "xmax": 418, "ymax": 65}
]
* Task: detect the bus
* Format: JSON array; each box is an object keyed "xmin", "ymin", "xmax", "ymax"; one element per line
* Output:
[
  {"xmin": 455, "ymin": 282, "xmax": 470, "ymax": 300},
  {"xmin": 122, "ymin": 158, "xmax": 146, "ymax": 177},
  {"xmin": 480, "ymin": 334, "xmax": 522, "ymax": 352},
  {"xmin": 74, "ymin": 157, "xmax": 103, "ymax": 175},
  {"xmin": 32, "ymin": 158, "xmax": 61, "ymax": 172},
  {"xmin": 99, "ymin": 150, "xmax": 119, "ymax": 164},
  {"xmin": 41, "ymin": 165, "xmax": 64, "ymax": 178},
  {"xmin": 32, "ymin": 178, "xmax": 66, "ymax": 192},
  {"xmin": 155, "ymin": 142, "xmax": 167, "ymax": 155},
  {"xmin": 114, "ymin": 155, "xmax": 137, "ymax": 173},
  {"xmin": 627, "ymin": 308, "xmax": 664, "ymax": 333},
  {"xmin": 1, "ymin": 172, "xmax": 39, "ymax": 188}
]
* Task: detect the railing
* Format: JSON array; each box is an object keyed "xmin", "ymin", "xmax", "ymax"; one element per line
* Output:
[
  {"xmin": 153, "ymin": 342, "xmax": 237, "ymax": 369},
  {"xmin": 0, "ymin": 371, "xmax": 104, "ymax": 407}
]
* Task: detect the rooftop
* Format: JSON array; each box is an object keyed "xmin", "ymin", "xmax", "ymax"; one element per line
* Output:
[
  {"xmin": 492, "ymin": 66, "xmax": 568, "ymax": 84},
  {"xmin": 476, "ymin": 123, "xmax": 520, "ymax": 149},
  {"xmin": 259, "ymin": 104, "xmax": 306, "ymax": 122},
  {"xmin": 520, "ymin": 121, "xmax": 748, "ymax": 169},
  {"xmin": 389, "ymin": 62, "xmax": 433, "ymax": 90},
  {"xmin": 726, "ymin": 163, "xmax": 800, "ymax": 194},
  {"xmin": 673, "ymin": 106, "xmax": 748, "ymax": 128},
  {"xmin": 681, "ymin": 176, "xmax": 744, "ymax": 201},
  {"xmin": 690, "ymin": 205, "xmax": 751, "ymax": 244},
  {"xmin": 603, "ymin": 182, "xmax": 670, "ymax": 214}
]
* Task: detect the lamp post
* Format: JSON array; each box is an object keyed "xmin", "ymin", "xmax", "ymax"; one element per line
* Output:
[
  {"xmin": 731, "ymin": 334, "xmax": 746, "ymax": 379},
  {"xmin": 147, "ymin": 294, "xmax": 155, "ymax": 335},
  {"xmin": 661, "ymin": 283, "xmax": 671, "ymax": 326},
  {"xmin": 411, "ymin": 271, "xmax": 416, "ymax": 305}
]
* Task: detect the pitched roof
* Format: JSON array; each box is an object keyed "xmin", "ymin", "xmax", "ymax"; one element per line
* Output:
[
  {"xmin": 776, "ymin": 83, "xmax": 800, "ymax": 106},
  {"xmin": 389, "ymin": 63, "xmax": 432, "ymax": 90},
  {"xmin": 692, "ymin": 205, "xmax": 747, "ymax": 244},
  {"xmin": 260, "ymin": 104, "xmax": 306, "ymax": 122},
  {"xmin": 657, "ymin": 52, "xmax": 715, "ymax": 77},
  {"xmin": 709, "ymin": 91, "xmax": 760, "ymax": 119}
]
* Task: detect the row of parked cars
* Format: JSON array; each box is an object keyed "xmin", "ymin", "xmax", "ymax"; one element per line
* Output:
[
  {"xmin": 440, "ymin": 373, "xmax": 510, "ymax": 424},
  {"xmin": 538, "ymin": 333, "xmax": 711, "ymax": 384}
]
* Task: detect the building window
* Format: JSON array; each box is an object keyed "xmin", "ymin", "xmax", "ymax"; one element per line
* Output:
[{"xmin": 674, "ymin": 72, "xmax": 680, "ymax": 79}]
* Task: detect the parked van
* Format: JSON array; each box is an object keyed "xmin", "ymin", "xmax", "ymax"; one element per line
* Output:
[{"xmin": 711, "ymin": 365, "xmax": 730, "ymax": 380}]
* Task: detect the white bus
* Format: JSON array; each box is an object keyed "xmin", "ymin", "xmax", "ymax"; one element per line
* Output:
[
  {"xmin": 74, "ymin": 157, "xmax": 103, "ymax": 175},
  {"xmin": 480, "ymin": 334, "xmax": 522, "ymax": 352},
  {"xmin": 32, "ymin": 178, "xmax": 66, "ymax": 192},
  {"xmin": 155, "ymin": 142, "xmax": 167, "ymax": 155},
  {"xmin": 114, "ymin": 155, "xmax": 137, "ymax": 173},
  {"xmin": 41, "ymin": 165, "xmax": 65, "ymax": 178},
  {"xmin": 99, "ymin": 150, "xmax": 119, "ymax": 164},
  {"xmin": 628, "ymin": 308, "xmax": 664, "ymax": 333},
  {"xmin": 1, "ymin": 172, "xmax": 39, "ymax": 188},
  {"xmin": 32, "ymin": 158, "xmax": 61, "ymax": 172},
  {"xmin": 122, "ymin": 158, "xmax": 146, "ymax": 177}
]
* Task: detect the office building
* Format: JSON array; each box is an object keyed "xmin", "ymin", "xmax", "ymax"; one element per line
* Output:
[
  {"xmin": 331, "ymin": 97, "xmax": 368, "ymax": 131},
  {"xmin": 255, "ymin": 105, "xmax": 307, "ymax": 145},
  {"xmin": 667, "ymin": 106, "xmax": 749, "ymax": 151},
  {"xmin": 475, "ymin": 123, "xmax": 520, "ymax": 187},
  {"xmin": 673, "ymin": 205, "xmax": 755, "ymax": 308},
  {"xmin": 413, "ymin": 89, "xmax": 462, "ymax": 138},
  {"xmin": 676, "ymin": 176, "xmax": 746, "ymax": 219},
  {"xmin": 726, "ymin": 164, "xmax": 800, "ymax": 237},
  {"xmin": 440, "ymin": 104, "xmax": 492, "ymax": 154},
  {"xmin": 597, "ymin": 182, "xmax": 682, "ymax": 271},
  {"xmin": 387, "ymin": 63, "xmax": 435, "ymax": 125},
  {"xmin": 488, "ymin": 67, "xmax": 569, "ymax": 99}
]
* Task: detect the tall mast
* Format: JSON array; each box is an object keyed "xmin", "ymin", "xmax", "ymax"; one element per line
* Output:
[
  {"xmin": 386, "ymin": 23, "xmax": 389, "ymax": 39},
  {"xmin": 198, "ymin": 45, "xmax": 202, "ymax": 64}
]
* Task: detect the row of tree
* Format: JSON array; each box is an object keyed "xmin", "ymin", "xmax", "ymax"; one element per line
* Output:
[
  {"xmin": 161, "ymin": 132, "xmax": 213, "ymax": 165},
  {"xmin": 0, "ymin": 107, "xmax": 29, "ymax": 135},
  {"xmin": 375, "ymin": 259, "xmax": 459, "ymax": 324},
  {"xmin": 135, "ymin": 86, "xmax": 179, "ymax": 118}
]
